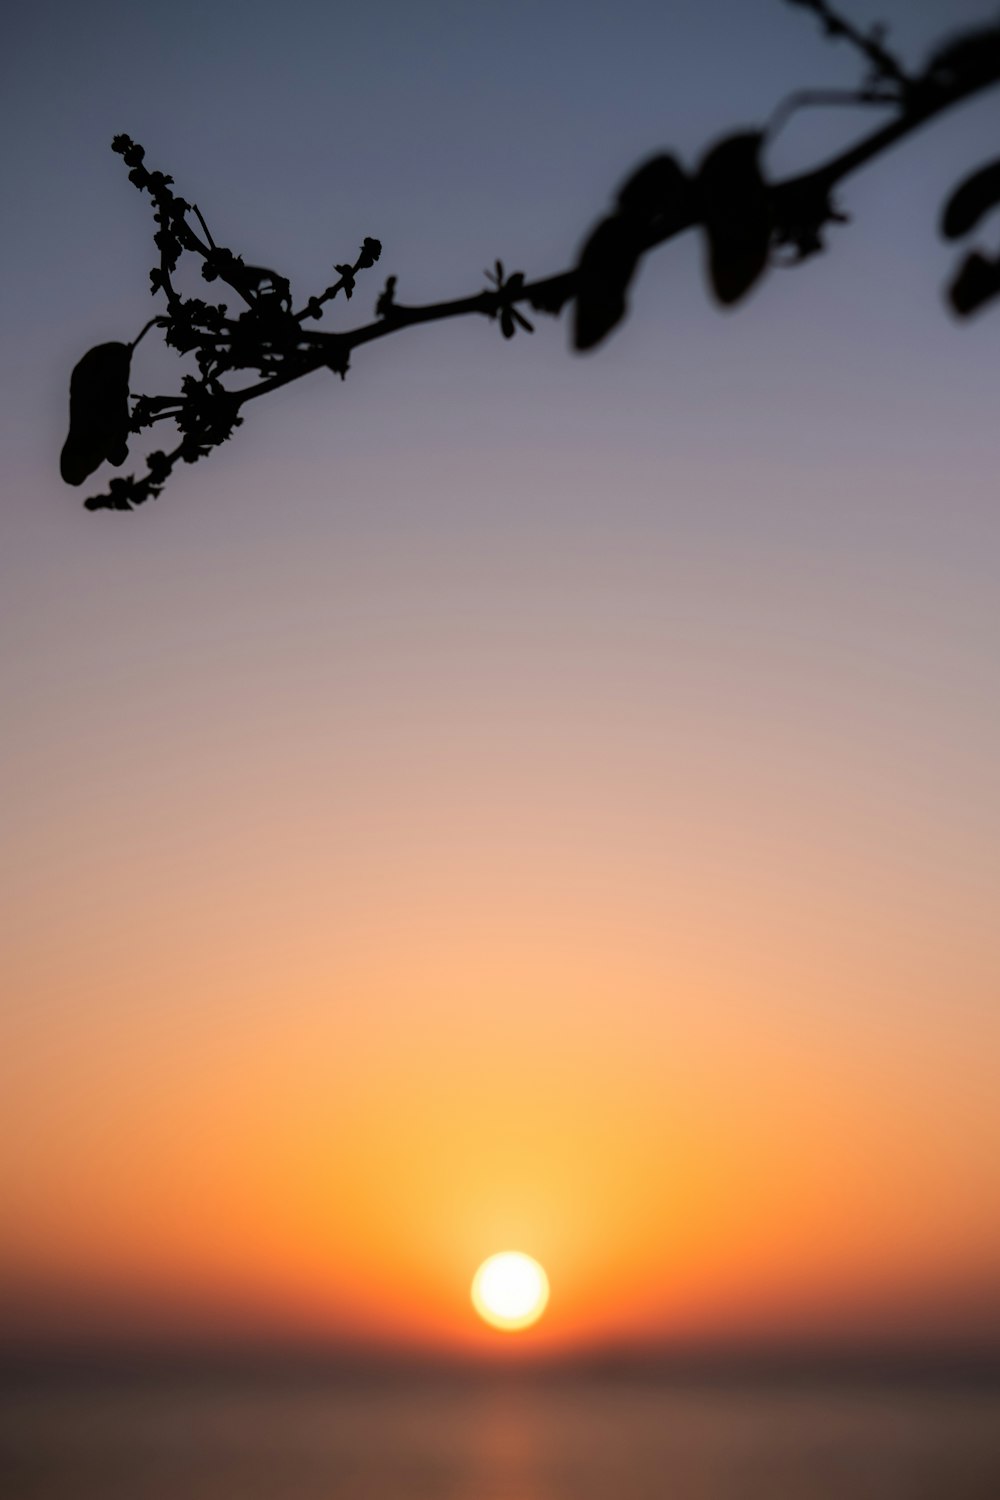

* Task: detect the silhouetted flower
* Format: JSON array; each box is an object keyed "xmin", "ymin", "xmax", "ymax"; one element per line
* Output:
[
  {"xmin": 485, "ymin": 262, "xmax": 533, "ymax": 339},
  {"xmin": 326, "ymin": 343, "xmax": 350, "ymax": 380},
  {"xmin": 357, "ymin": 238, "xmax": 382, "ymax": 269},
  {"xmin": 334, "ymin": 263, "xmax": 356, "ymax": 299},
  {"xmin": 772, "ymin": 181, "xmax": 847, "ymax": 263},
  {"xmin": 146, "ymin": 451, "xmax": 172, "ymax": 483},
  {"xmin": 375, "ymin": 275, "xmax": 397, "ymax": 318},
  {"xmin": 84, "ymin": 472, "xmax": 162, "ymax": 512}
]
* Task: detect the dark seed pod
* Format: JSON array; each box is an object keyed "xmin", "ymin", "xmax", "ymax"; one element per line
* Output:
[
  {"xmin": 947, "ymin": 251, "xmax": 1000, "ymax": 316},
  {"xmin": 940, "ymin": 158, "xmax": 1000, "ymax": 240},
  {"xmin": 60, "ymin": 341, "xmax": 132, "ymax": 486},
  {"xmin": 697, "ymin": 132, "xmax": 772, "ymax": 307},
  {"xmin": 573, "ymin": 214, "xmax": 645, "ymax": 351}
]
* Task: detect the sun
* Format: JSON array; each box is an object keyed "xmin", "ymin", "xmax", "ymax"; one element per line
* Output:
[{"xmin": 471, "ymin": 1251, "xmax": 550, "ymax": 1331}]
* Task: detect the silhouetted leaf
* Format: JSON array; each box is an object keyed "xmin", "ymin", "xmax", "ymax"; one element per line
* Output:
[
  {"xmin": 940, "ymin": 158, "xmax": 1000, "ymax": 239},
  {"xmin": 697, "ymin": 132, "xmax": 771, "ymax": 307},
  {"xmin": 60, "ymin": 341, "xmax": 132, "ymax": 486},
  {"xmin": 574, "ymin": 154, "xmax": 694, "ymax": 352},
  {"xmin": 616, "ymin": 153, "xmax": 690, "ymax": 223},
  {"xmin": 947, "ymin": 251, "xmax": 1000, "ymax": 316},
  {"xmin": 573, "ymin": 215, "xmax": 645, "ymax": 351},
  {"xmin": 924, "ymin": 26, "xmax": 1000, "ymax": 90}
]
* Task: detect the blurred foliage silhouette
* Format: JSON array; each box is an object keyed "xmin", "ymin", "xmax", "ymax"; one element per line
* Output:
[{"xmin": 60, "ymin": 0, "xmax": 1000, "ymax": 511}]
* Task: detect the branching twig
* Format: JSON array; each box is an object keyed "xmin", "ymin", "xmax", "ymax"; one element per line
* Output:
[
  {"xmin": 782, "ymin": 0, "xmax": 913, "ymax": 94},
  {"xmin": 61, "ymin": 4, "xmax": 1000, "ymax": 511}
]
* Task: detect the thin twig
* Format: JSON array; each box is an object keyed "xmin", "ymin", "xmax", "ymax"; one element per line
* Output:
[
  {"xmin": 223, "ymin": 67, "xmax": 996, "ymax": 407},
  {"xmin": 766, "ymin": 87, "xmax": 900, "ymax": 143},
  {"xmin": 782, "ymin": 0, "xmax": 913, "ymax": 91},
  {"xmin": 86, "ymin": 24, "xmax": 1000, "ymax": 509}
]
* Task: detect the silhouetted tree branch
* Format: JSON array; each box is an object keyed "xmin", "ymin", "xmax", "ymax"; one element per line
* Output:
[{"xmin": 60, "ymin": 1, "xmax": 1000, "ymax": 511}]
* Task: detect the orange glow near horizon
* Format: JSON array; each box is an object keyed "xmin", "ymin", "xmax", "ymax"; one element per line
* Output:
[
  {"xmin": 5, "ymin": 0, "xmax": 1000, "ymax": 1387},
  {"xmin": 3, "ymin": 487, "xmax": 999, "ymax": 1364},
  {"xmin": 4, "ymin": 879, "xmax": 999, "ymax": 1359}
]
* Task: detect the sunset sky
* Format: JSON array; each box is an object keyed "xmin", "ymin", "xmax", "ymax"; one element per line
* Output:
[{"xmin": 2, "ymin": 0, "xmax": 999, "ymax": 1363}]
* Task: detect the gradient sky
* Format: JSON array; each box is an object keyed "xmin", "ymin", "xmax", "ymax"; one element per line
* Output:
[{"xmin": 2, "ymin": 0, "xmax": 999, "ymax": 1360}]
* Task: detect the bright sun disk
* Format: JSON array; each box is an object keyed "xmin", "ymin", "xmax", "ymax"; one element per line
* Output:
[{"xmin": 471, "ymin": 1251, "xmax": 549, "ymax": 1331}]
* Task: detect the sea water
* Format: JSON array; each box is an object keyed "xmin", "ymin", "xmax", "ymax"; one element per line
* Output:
[{"xmin": 2, "ymin": 1373, "xmax": 997, "ymax": 1500}]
